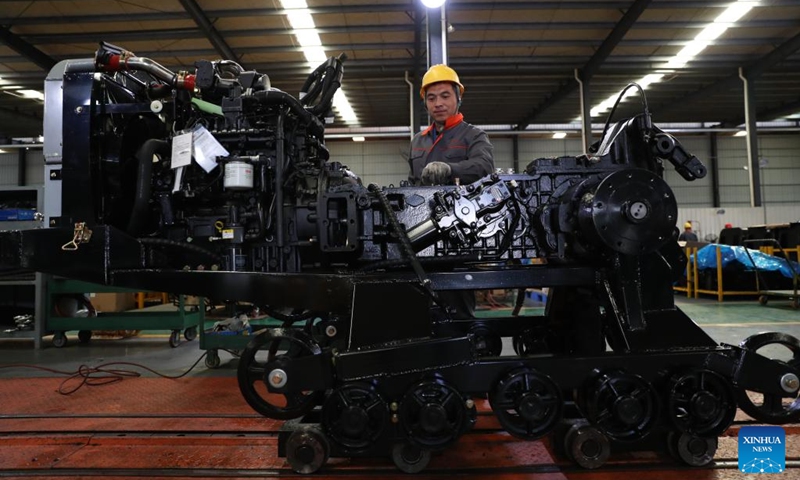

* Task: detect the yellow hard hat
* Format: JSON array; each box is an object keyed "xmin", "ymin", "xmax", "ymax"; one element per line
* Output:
[
  {"xmin": 684, "ymin": 222, "xmax": 692, "ymax": 229},
  {"xmin": 420, "ymin": 64, "xmax": 465, "ymax": 99}
]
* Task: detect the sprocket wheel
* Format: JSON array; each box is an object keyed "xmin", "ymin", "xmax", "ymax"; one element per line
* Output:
[{"xmin": 237, "ymin": 328, "xmax": 324, "ymax": 420}]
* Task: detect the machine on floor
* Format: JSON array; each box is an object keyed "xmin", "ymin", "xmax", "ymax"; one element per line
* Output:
[{"xmin": 1, "ymin": 42, "xmax": 798, "ymax": 473}]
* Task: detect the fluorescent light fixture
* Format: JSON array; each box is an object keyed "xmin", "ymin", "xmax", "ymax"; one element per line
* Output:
[
  {"xmin": 421, "ymin": 0, "xmax": 446, "ymax": 8},
  {"xmin": 352, "ymin": 136, "xmax": 366, "ymax": 142},
  {"xmin": 19, "ymin": 89, "xmax": 44, "ymax": 100},
  {"xmin": 734, "ymin": 130, "xmax": 748, "ymax": 136},
  {"xmin": 583, "ymin": 0, "xmax": 759, "ymax": 121},
  {"xmin": 552, "ymin": 132, "xmax": 567, "ymax": 139},
  {"xmin": 279, "ymin": 0, "xmax": 358, "ymax": 125}
]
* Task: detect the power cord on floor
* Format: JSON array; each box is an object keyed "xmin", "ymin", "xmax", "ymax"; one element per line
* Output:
[{"xmin": 0, "ymin": 349, "xmax": 242, "ymax": 395}]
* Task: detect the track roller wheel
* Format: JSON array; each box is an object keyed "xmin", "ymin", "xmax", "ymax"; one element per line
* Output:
[
  {"xmin": 469, "ymin": 322, "xmax": 502, "ymax": 357},
  {"xmin": 582, "ymin": 370, "xmax": 659, "ymax": 441},
  {"xmin": 735, "ymin": 332, "xmax": 800, "ymax": 424},
  {"xmin": 322, "ymin": 382, "xmax": 389, "ymax": 452},
  {"xmin": 285, "ymin": 425, "xmax": 330, "ymax": 474},
  {"xmin": 399, "ymin": 378, "xmax": 473, "ymax": 450},
  {"xmin": 667, "ymin": 431, "xmax": 717, "ymax": 467},
  {"xmin": 563, "ymin": 421, "xmax": 610, "ymax": 469},
  {"xmin": 237, "ymin": 328, "xmax": 324, "ymax": 419},
  {"xmin": 78, "ymin": 330, "xmax": 92, "ymax": 344},
  {"xmin": 391, "ymin": 442, "xmax": 431, "ymax": 474},
  {"xmin": 667, "ymin": 368, "xmax": 736, "ymax": 437},
  {"xmin": 489, "ymin": 368, "xmax": 563, "ymax": 439}
]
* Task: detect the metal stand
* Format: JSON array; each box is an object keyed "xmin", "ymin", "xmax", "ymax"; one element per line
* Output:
[{"xmin": 46, "ymin": 278, "xmax": 203, "ymax": 348}]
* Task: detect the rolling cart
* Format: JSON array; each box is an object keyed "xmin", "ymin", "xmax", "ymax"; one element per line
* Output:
[
  {"xmin": 742, "ymin": 239, "xmax": 800, "ymax": 310},
  {"xmin": 46, "ymin": 277, "xmax": 204, "ymax": 347}
]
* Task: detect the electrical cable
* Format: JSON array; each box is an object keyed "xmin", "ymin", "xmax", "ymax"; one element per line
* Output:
[
  {"xmin": 599, "ymin": 82, "xmax": 649, "ymax": 147},
  {"xmin": 0, "ymin": 349, "xmax": 240, "ymax": 396}
]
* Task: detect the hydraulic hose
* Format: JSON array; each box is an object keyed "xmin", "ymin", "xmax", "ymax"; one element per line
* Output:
[
  {"xmin": 245, "ymin": 89, "xmax": 324, "ymax": 137},
  {"xmin": 127, "ymin": 139, "xmax": 168, "ymax": 236}
]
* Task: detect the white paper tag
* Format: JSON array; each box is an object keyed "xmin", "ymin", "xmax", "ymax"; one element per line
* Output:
[
  {"xmin": 172, "ymin": 166, "xmax": 185, "ymax": 193},
  {"xmin": 171, "ymin": 132, "xmax": 192, "ymax": 169},
  {"xmin": 192, "ymin": 125, "xmax": 229, "ymax": 173}
]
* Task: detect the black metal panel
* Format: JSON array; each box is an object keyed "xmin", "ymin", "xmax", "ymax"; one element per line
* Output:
[
  {"xmin": 336, "ymin": 336, "xmax": 475, "ymax": 382},
  {"xmin": 60, "ymin": 72, "xmax": 95, "ymax": 226},
  {"xmin": 349, "ymin": 282, "xmax": 431, "ymax": 349}
]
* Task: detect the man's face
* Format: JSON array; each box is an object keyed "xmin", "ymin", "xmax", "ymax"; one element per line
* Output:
[{"xmin": 425, "ymin": 82, "xmax": 459, "ymax": 124}]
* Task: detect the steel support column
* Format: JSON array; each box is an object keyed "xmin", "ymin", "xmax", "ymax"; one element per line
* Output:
[
  {"xmin": 575, "ymin": 69, "xmax": 592, "ymax": 151},
  {"xmin": 426, "ymin": 5, "xmax": 447, "ymax": 67},
  {"xmin": 17, "ymin": 147, "xmax": 27, "ymax": 187},
  {"xmin": 512, "ymin": 136, "xmax": 519, "ymax": 174},
  {"xmin": 413, "ymin": 5, "xmax": 424, "ymax": 133},
  {"xmin": 709, "ymin": 132, "xmax": 720, "ymax": 208},
  {"xmin": 739, "ymin": 68, "xmax": 761, "ymax": 207}
]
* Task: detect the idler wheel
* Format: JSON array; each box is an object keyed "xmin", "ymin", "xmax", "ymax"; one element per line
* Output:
[
  {"xmin": 667, "ymin": 368, "xmax": 736, "ymax": 437},
  {"xmin": 735, "ymin": 332, "xmax": 800, "ymax": 424},
  {"xmin": 237, "ymin": 328, "xmax": 323, "ymax": 419},
  {"xmin": 489, "ymin": 368, "xmax": 563, "ymax": 439}
]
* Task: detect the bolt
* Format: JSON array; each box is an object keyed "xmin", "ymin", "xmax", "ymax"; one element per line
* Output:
[
  {"xmin": 268, "ymin": 368, "xmax": 287, "ymax": 388},
  {"xmin": 390, "ymin": 402, "xmax": 399, "ymax": 412},
  {"xmin": 75, "ymin": 106, "xmax": 83, "ymax": 114},
  {"xmin": 465, "ymin": 399, "xmax": 475, "ymax": 409},
  {"xmin": 780, "ymin": 373, "xmax": 799, "ymax": 393},
  {"xmin": 325, "ymin": 325, "xmax": 338, "ymax": 337},
  {"xmin": 465, "ymin": 274, "xmax": 473, "ymax": 281},
  {"xmin": 391, "ymin": 414, "xmax": 399, "ymax": 424}
]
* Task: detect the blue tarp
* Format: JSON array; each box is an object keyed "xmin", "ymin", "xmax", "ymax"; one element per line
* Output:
[{"xmin": 695, "ymin": 244, "xmax": 800, "ymax": 279}]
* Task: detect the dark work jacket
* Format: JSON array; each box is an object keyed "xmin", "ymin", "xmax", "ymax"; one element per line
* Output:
[{"xmin": 408, "ymin": 113, "xmax": 494, "ymax": 185}]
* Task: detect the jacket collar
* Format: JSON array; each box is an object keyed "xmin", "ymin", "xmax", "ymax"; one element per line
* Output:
[{"xmin": 421, "ymin": 112, "xmax": 464, "ymax": 136}]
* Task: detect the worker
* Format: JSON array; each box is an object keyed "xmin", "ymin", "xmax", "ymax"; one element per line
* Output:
[
  {"xmin": 409, "ymin": 65, "xmax": 494, "ymax": 319},
  {"xmin": 679, "ymin": 222, "xmax": 699, "ymax": 242},
  {"xmin": 408, "ymin": 64, "xmax": 494, "ymax": 186}
]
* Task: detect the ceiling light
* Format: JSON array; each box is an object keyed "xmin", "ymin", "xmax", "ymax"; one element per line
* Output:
[
  {"xmin": 18, "ymin": 90, "xmax": 44, "ymax": 101},
  {"xmin": 421, "ymin": 0, "xmax": 446, "ymax": 8},
  {"xmin": 734, "ymin": 130, "xmax": 748, "ymax": 136},
  {"xmin": 552, "ymin": 132, "xmax": 567, "ymax": 139},
  {"xmin": 279, "ymin": 0, "xmax": 358, "ymax": 125},
  {"xmin": 582, "ymin": 0, "xmax": 759, "ymax": 121},
  {"xmin": 352, "ymin": 136, "xmax": 366, "ymax": 142}
]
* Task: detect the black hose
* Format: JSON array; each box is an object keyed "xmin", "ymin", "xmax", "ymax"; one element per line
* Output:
[
  {"xmin": 127, "ymin": 139, "xmax": 168, "ymax": 236},
  {"xmin": 246, "ymin": 89, "xmax": 324, "ymax": 137}
]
